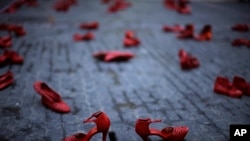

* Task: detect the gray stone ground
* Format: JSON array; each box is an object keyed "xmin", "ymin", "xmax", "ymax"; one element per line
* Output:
[{"xmin": 0, "ymin": 0, "xmax": 250, "ymax": 141}]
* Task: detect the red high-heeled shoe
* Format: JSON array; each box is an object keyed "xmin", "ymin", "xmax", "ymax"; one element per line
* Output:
[
  {"xmin": 80, "ymin": 21, "xmax": 99, "ymax": 30},
  {"xmin": 164, "ymin": 0, "xmax": 177, "ymax": 10},
  {"xmin": 177, "ymin": 24, "xmax": 194, "ymax": 39},
  {"xmin": 213, "ymin": 76, "xmax": 242, "ymax": 98},
  {"xmin": 163, "ymin": 24, "xmax": 184, "ymax": 32},
  {"xmin": 135, "ymin": 118, "xmax": 189, "ymax": 141},
  {"xmin": 232, "ymin": 24, "xmax": 249, "ymax": 32},
  {"xmin": 177, "ymin": 0, "xmax": 191, "ymax": 14},
  {"xmin": 232, "ymin": 76, "xmax": 250, "ymax": 96},
  {"xmin": 0, "ymin": 71, "xmax": 14, "ymax": 90},
  {"xmin": 178, "ymin": 49, "xmax": 199, "ymax": 70},
  {"xmin": 63, "ymin": 111, "xmax": 111, "ymax": 141},
  {"xmin": 195, "ymin": 25, "xmax": 212, "ymax": 41},
  {"xmin": 73, "ymin": 32, "xmax": 95, "ymax": 41},
  {"xmin": 93, "ymin": 51, "xmax": 134, "ymax": 62},
  {"xmin": 33, "ymin": 81, "xmax": 71, "ymax": 113}
]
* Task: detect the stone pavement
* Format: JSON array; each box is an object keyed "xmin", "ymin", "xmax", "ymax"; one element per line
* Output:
[{"xmin": 0, "ymin": 0, "xmax": 250, "ymax": 141}]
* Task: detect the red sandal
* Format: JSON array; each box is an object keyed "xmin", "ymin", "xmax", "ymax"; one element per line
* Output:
[
  {"xmin": 33, "ymin": 81, "xmax": 71, "ymax": 113},
  {"xmin": 0, "ymin": 71, "xmax": 14, "ymax": 90},
  {"xmin": 63, "ymin": 111, "xmax": 110, "ymax": 141},
  {"xmin": 135, "ymin": 118, "xmax": 189, "ymax": 141}
]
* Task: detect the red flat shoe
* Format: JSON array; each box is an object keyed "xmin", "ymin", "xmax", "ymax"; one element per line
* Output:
[
  {"xmin": 232, "ymin": 24, "xmax": 249, "ymax": 32},
  {"xmin": 135, "ymin": 118, "xmax": 189, "ymax": 141},
  {"xmin": 3, "ymin": 50, "xmax": 24, "ymax": 64},
  {"xmin": 163, "ymin": 24, "xmax": 184, "ymax": 32},
  {"xmin": 33, "ymin": 81, "xmax": 71, "ymax": 113},
  {"xmin": 164, "ymin": 0, "xmax": 177, "ymax": 10},
  {"xmin": 178, "ymin": 49, "xmax": 199, "ymax": 70},
  {"xmin": 0, "ymin": 35, "xmax": 12, "ymax": 48},
  {"xmin": 63, "ymin": 111, "xmax": 110, "ymax": 141},
  {"xmin": 177, "ymin": 24, "xmax": 194, "ymax": 39},
  {"xmin": 93, "ymin": 51, "xmax": 134, "ymax": 62},
  {"xmin": 213, "ymin": 76, "xmax": 242, "ymax": 98},
  {"xmin": 195, "ymin": 24, "xmax": 212, "ymax": 41},
  {"xmin": 177, "ymin": 0, "xmax": 191, "ymax": 14},
  {"xmin": 80, "ymin": 21, "xmax": 99, "ymax": 30},
  {"xmin": 0, "ymin": 71, "xmax": 14, "ymax": 90},
  {"xmin": 232, "ymin": 76, "xmax": 250, "ymax": 96},
  {"xmin": 73, "ymin": 32, "xmax": 95, "ymax": 41}
]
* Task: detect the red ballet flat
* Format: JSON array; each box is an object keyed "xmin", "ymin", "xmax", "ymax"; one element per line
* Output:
[
  {"xmin": 63, "ymin": 111, "xmax": 110, "ymax": 141},
  {"xmin": 232, "ymin": 76, "xmax": 250, "ymax": 96},
  {"xmin": 80, "ymin": 21, "xmax": 99, "ymax": 30},
  {"xmin": 33, "ymin": 81, "xmax": 71, "ymax": 113},
  {"xmin": 93, "ymin": 51, "xmax": 134, "ymax": 62},
  {"xmin": 0, "ymin": 71, "xmax": 14, "ymax": 90},
  {"xmin": 163, "ymin": 24, "xmax": 184, "ymax": 32},
  {"xmin": 195, "ymin": 24, "xmax": 212, "ymax": 41},
  {"xmin": 177, "ymin": 24, "xmax": 194, "ymax": 39},
  {"xmin": 135, "ymin": 118, "xmax": 189, "ymax": 141},
  {"xmin": 213, "ymin": 76, "xmax": 242, "ymax": 98},
  {"xmin": 73, "ymin": 32, "xmax": 95, "ymax": 41},
  {"xmin": 232, "ymin": 24, "xmax": 249, "ymax": 32}
]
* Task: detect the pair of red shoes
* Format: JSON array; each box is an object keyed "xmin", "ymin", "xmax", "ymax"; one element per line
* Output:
[
  {"xmin": 177, "ymin": 24, "xmax": 212, "ymax": 41},
  {"xmin": 123, "ymin": 30, "xmax": 140, "ymax": 47},
  {"xmin": 231, "ymin": 38, "xmax": 250, "ymax": 47},
  {"xmin": 63, "ymin": 111, "xmax": 189, "ymax": 141},
  {"xmin": 107, "ymin": 0, "xmax": 131, "ymax": 13},
  {"xmin": 0, "ymin": 24, "xmax": 26, "ymax": 37},
  {"xmin": 0, "ymin": 50, "xmax": 23, "ymax": 66},
  {"xmin": 0, "ymin": 71, "xmax": 14, "ymax": 90},
  {"xmin": 164, "ymin": 0, "xmax": 191, "ymax": 14},
  {"xmin": 214, "ymin": 76, "xmax": 250, "ymax": 98},
  {"xmin": 178, "ymin": 49, "xmax": 199, "ymax": 70},
  {"xmin": 33, "ymin": 81, "xmax": 71, "ymax": 113},
  {"xmin": 2, "ymin": 0, "xmax": 38, "ymax": 14},
  {"xmin": 232, "ymin": 24, "xmax": 249, "ymax": 32},
  {"xmin": 93, "ymin": 50, "xmax": 134, "ymax": 62},
  {"xmin": 53, "ymin": 0, "xmax": 78, "ymax": 12},
  {"xmin": 0, "ymin": 35, "xmax": 12, "ymax": 48}
]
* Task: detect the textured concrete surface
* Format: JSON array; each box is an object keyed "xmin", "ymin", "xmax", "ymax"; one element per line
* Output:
[{"xmin": 0, "ymin": 0, "xmax": 250, "ymax": 141}]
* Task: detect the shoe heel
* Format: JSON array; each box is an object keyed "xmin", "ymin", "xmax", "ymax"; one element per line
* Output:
[{"xmin": 102, "ymin": 131, "xmax": 108, "ymax": 141}]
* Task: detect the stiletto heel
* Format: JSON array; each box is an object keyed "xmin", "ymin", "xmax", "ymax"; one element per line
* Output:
[
  {"xmin": 63, "ymin": 111, "xmax": 110, "ymax": 141},
  {"xmin": 135, "ymin": 118, "xmax": 189, "ymax": 141}
]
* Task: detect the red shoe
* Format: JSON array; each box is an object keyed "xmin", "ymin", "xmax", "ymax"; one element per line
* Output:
[
  {"xmin": 102, "ymin": 0, "xmax": 111, "ymax": 4},
  {"xmin": 177, "ymin": 0, "xmax": 191, "ymax": 14},
  {"xmin": 63, "ymin": 111, "xmax": 110, "ymax": 141},
  {"xmin": 0, "ymin": 71, "xmax": 14, "ymax": 90},
  {"xmin": 123, "ymin": 30, "xmax": 140, "ymax": 47},
  {"xmin": 135, "ymin": 118, "xmax": 189, "ymax": 141},
  {"xmin": 3, "ymin": 50, "xmax": 24, "ymax": 64},
  {"xmin": 73, "ymin": 32, "xmax": 95, "ymax": 41},
  {"xmin": 93, "ymin": 51, "xmax": 134, "ymax": 62},
  {"xmin": 178, "ymin": 49, "xmax": 199, "ymax": 70},
  {"xmin": 107, "ymin": 0, "xmax": 131, "ymax": 13},
  {"xmin": 177, "ymin": 24, "xmax": 194, "ymax": 39},
  {"xmin": 232, "ymin": 76, "xmax": 250, "ymax": 96},
  {"xmin": 7, "ymin": 25, "xmax": 26, "ymax": 37},
  {"xmin": 80, "ymin": 21, "xmax": 99, "ymax": 30},
  {"xmin": 53, "ymin": 0, "xmax": 71, "ymax": 12},
  {"xmin": 231, "ymin": 38, "xmax": 249, "ymax": 47},
  {"xmin": 33, "ymin": 81, "xmax": 71, "ymax": 113},
  {"xmin": 232, "ymin": 24, "xmax": 249, "ymax": 32},
  {"xmin": 163, "ymin": 24, "xmax": 184, "ymax": 32},
  {"xmin": 195, "ymin": 24, "xmax": 212, "ymax": 41},
  {"xmin": 213, "ymin": 76, "xmax": 242, "ymax": 98},
  {"xmin": 0, "ymin": 35, "xmax": 12, "ymax": 48},
  {"xmin": 164, "ymin": 0, "xmax": 177, "ymax": 10}
]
